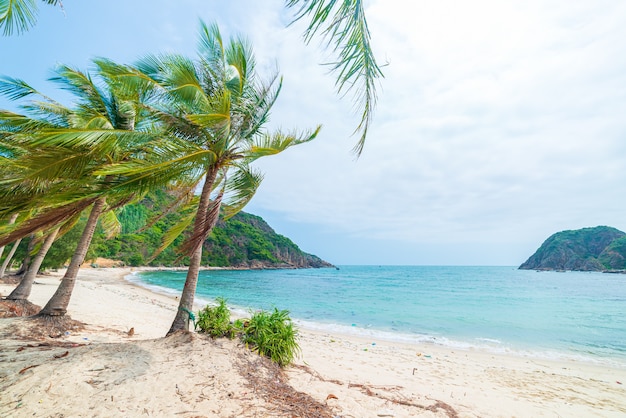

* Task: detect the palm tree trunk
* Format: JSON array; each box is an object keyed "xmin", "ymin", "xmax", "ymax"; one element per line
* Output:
[
  {"xmin": 0, "ymin": 213, "xmax": 19, "ymax": 261},
  {"xmin": 7, "ymin": 227, "xmax": 60, "ymax": 301},
  {"xmin": 38, "ymin": 198, "xmax": 106, "ymax": 317},
  {"xmin": 0, "ymin": 237, "xmax": 22, "ymax": 278},
  {"xmin": 15, "ymin": 234, "xmax": 36, "ymax": 276},
  {"xmin": 167, "ymin": 168, "xmax": 220, "ymax": 335}
]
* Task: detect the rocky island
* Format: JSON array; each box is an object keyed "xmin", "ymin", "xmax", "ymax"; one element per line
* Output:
[{"xmin": 519, "ymin": 226, "xmax": 626, "ymax": 272}]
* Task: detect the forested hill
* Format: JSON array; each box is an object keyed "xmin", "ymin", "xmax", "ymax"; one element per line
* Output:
[
  {"xmin": 82, "ymin": 190, "xmax": 334, "ymax": 269},
  {"xmin": 519, "ymin": 226, "xmax": 626, "ymax": 272}
]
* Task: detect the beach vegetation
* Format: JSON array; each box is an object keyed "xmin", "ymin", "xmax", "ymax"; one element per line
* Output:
[
  {"xmin": 196, "ymin": 299, "xmax": 301, "ymax": 367},
  {"xmin": 0, "ymin": 58, "xmax": 163, "ymax": 312},
  {"xmin": 242, "ymin": 308, "xmax": 300, "ymax": 367},
  {"xmin": 0, "ymin": 2, "xmax": 365, "ymax": 336},
  {"xmin": 94, "ymin": 21, "xmax": 318, "ymax": 336},
  {"xmin": 195, "ymin": 297, "xmax": 234, "ymax": 338}
]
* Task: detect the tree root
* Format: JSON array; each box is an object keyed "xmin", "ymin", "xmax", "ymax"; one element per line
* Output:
[
  {"xmin": 1, "ymin": 314, "xmax": 85, "ymax": 341},
  {"xmin": 0, "ymin": 299, "xmax": 41, "ymax": 318}
]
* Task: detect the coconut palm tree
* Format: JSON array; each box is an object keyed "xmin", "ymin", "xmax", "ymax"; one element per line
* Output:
[
  {"xmin": 6, "ymin": 225, "xmax": 60, "ymax": 301},
  {"xmin": 0, "ymin": 61, "xmax": 157, "ymax": 316},
  {"xmin": 0, "ymin": 237, "xmax": 20, "ymax": 278},
  {"xmin": 98, "ymin": 21, "xmax": 319, "ymax": 334}
]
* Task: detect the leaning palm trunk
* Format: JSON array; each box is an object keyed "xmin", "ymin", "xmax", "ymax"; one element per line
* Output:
[
  {"xmin": 0, "ymin": 213, "xmax": 19, "ymax": 260},
  {"xmin": 167, "ymin": 168, "xmax": 220, "ymax": 335},
  {"xmin": 15, "ymin": 234, "xmax": 36, "ymax": 276},
  {"xmin": 7, "ymin": 226, "xmax": 60, "ymax": 301},
  {"xmin": 38, "ymin": 198, "xmax": 106, "ymax": 316},
  {"xmin": 0, "ymin": 237, "xmax": 22, "ymax": 278}
]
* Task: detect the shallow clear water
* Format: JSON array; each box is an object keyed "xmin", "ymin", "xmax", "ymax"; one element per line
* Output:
[{"xmin": 132, "ymin": 266, "xmax": 626, "ymax": 365}]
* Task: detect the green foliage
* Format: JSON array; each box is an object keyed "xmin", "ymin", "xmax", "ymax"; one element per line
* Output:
[
  {"xmin": 195, "ymin": 299, "xmax": 300, "ymax": 367},
  {"xmin": 84, "ymin": 190, "xmax": 327, "ymax": 269},
  {"xmin": 195, "ymin": 297, "xmax": 234, "ymax": 338},
  {"xmin": 242, "ymin": 308, "xmax": 300, "ymax": 367},
  {"xmin": 598, "ymin": 236, "xmax": 626, "ymax": 269},
  {"xmin": 40, "ymin": 219, "xmax": 85, "ymax": 270},
  {"xmin": 520, "ymin": 226, "xmax": 626, "ymax": 271}
]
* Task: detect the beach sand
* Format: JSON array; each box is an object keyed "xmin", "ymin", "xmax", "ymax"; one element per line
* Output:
[{"xmin": 1, "ymin": 267, "xmax": 625, "ymax": 417}]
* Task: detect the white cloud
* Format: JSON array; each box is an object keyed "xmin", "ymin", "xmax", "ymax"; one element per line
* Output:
[{"xmin": 246, "ymin": 0, "xmax": 626, "ymax": 263}]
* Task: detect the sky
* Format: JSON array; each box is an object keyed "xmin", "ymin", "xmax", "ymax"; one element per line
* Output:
[{"xmin": 1, "ymin": 0, "xmax": 625, "ymax": 266}]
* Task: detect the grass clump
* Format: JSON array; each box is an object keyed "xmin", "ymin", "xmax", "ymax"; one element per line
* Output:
[
  {"xmin": 195, "ymin": 297, "xmax": 234, "ymax": 338},
  {"xmin": 196, "ymin": 298, "xmax": 300, "ymax": 367},
  {"xmin": 243, "ymin": 308, "xmax": 300, "ymax": 367}
]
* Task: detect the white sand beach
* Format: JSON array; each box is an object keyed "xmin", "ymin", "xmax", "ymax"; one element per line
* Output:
[{"xmin": 1, "ymin": 267, "xmax": 625, "ymax": 417}]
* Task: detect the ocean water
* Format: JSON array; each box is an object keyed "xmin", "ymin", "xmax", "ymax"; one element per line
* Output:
[{"xmin": 131, "ymin": 265, "xmax": 626, "ymax": 365}]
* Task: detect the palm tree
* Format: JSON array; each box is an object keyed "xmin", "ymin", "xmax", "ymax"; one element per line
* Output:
[
  {"xmin": 0, "ymin": 237, "xmax": 20, "ymax": 277},
  {"xmin": 6, "ymin": 225, "xmax": 60, "ymax": 301},
  {"xmin": 0, "ymin": 60, "xmax": 157, "ymax": 317},
  {"xmin": 99, "ymin": 22, "xmax": 319, "ymax": 334},
  {"xmin": 1, "ymin": 0, "xmax": 381, "ymax": 153}
]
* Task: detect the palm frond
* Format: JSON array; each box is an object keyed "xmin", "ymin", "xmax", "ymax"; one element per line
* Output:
[
  {"xmin": 0, "ymin": 75, "xmax": 40, "ymax": 100},
  {"xmin": 246, "ymin": 125, "xmax": 320, "ymax": 160},
  {"xmin": 0, "ymin": 0, "xmax": 37, "ymax": 36},
  {"xmin": 50, "ymin": 64, "xmax": 110, "ymax": 117},
  {"xmin": 221, "ymin": 164, "xmax": 263, "ymax": 220},
  {"xmin": 99, "ymin": 208, "xmax": 121, "ymax": 239},
  {"xmin": 178, "ymin": 190, "xmax": 223, "ymax": 258},
  {"xmin": 6, "ymin": 147, "xmax": 95, "ymax": 184},
  {"xmin": 234, "ymin": 73, "xmax": 282, "ymax": 140},
  {"xmin": 94, "ymin": 147, "xmax": 215, "ymax": 197},
  {"xmin": 197, "ymin": 21, "xmax": 226, "ymax": 80},
  {"xmin": 0, "ymin": 197, "xmax": 97, "ymax": 247},
  {"xmin": 286, "ymin": 0, "xmax": 383, "ymax": 155},
  {"xmin": 224, "ymin": 35, "xmax": 255, "ymax": 97},
  {"xmin": 148, "ymin": 208, "xmax": 196, "ymax": 262},
  {"xmin": 26, "ymin": 128, "xmax": 157, "ymax": 157},
  {"xmin": 138, "ymin": 187, "xmax": 197, "ymax": 233}
]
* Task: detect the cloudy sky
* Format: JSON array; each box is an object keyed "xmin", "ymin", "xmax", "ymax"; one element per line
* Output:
[{"xmin": 2, "ymin": 0, "xmax": 625, "ymax": 265}]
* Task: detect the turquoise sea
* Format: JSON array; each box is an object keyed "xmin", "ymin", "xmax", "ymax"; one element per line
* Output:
[{"xmin": 130, "ymin": 266, "xmax": 626, "ymax": 366}]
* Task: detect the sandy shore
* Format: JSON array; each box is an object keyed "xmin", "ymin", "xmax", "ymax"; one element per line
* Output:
[{"xmin": 1, "ymin": 267, "xmax": 625, "ymax": 417}]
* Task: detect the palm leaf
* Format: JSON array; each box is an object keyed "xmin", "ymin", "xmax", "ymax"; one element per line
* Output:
[
  {"xmin": 0, "ymin": 75, "xmax": 40, "ymax": 100},
  {"xmin": 50, "ymin": 65, "xmax": 109, "ymax": 115},
  {"xmin": 138, "ymin": 187, "xmax": 197, "ymax": 233},
  {"xmin": 0, "ymin": 0, "xmax": 61, "ymax": 36},
  {"xmin": 286, "ymin": 0, "xmax": 383, "ymax": 155},
  {"xmin": 221, "ymin": 164, "xmax": 263, "ymax": 220},
  {"xmin": 148, "ymin": 208, "xmax": 196, "ymax": 262},
  {"xmin": 99, "ymin": 208, "xmax": 121, "ymax": 239},
  {"xmin": 0, "ymin": 197, "xmax": 97, "ymax": 247},
  {"xmin": 245, "ymin": 126, "xmax": 320, "ymax": 159},
  {"xmin": 178, "ymin": 190, "xmax": 223, "ymax": 258},
  {"xmin": 0, "ymin": 0, "xmax": 37, "ymax": 36},
  {"xmin": 197, "ymin": 21, "xmax": 227, "ymax": 82}
]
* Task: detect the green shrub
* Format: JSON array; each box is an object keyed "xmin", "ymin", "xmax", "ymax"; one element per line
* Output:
[
  {"xmin": 242, "ymin": 308, "xmax": 300, "ymax": 367},
  {"xmin": 196, "ymin": 299, "xmax": 300, "ymax": 367},
  {"xmin": 195, "ymin": 297, "xmax": 232, "ymax": 338}
]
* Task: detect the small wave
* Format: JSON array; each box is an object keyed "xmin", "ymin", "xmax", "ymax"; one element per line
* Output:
[
  {"xmin": 124, "ymin": 273, "xmax": 182, "ymax": 298},
  {"xmin": 475, "ymin": 337, "xmax": 503, "ymax": 345}
]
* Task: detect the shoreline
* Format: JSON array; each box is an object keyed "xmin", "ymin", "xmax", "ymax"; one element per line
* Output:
[
  {"xmin": 132, "ymin": 266, "xmax": 626, "ymax": 369},
  {"xmin": 1, "ymin": 267, "xmax": 625, "ymax": 417}
]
